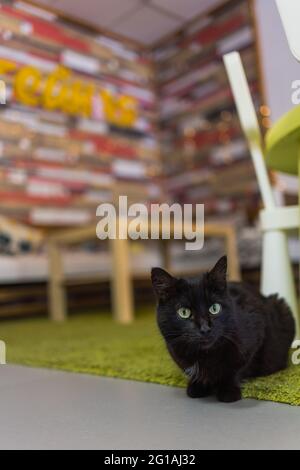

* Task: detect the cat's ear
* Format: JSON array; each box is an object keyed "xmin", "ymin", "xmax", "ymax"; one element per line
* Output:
[
  {"xmin": 151, "ymin": 268, "xmax": 176, "ymax": 300},
  {"xmin": 207, "ymin": 256, "xmax": 227, "ymax": 290}
]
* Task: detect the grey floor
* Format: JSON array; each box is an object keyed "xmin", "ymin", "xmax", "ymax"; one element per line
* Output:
[{"xmin": 0, "ymin": 365, "xmax": 299, "ymax": 450}]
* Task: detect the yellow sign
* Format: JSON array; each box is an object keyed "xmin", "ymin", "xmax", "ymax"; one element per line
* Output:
[{"xmin": 8, "ymin": 63, "xmax": 138, "ymax": 127}]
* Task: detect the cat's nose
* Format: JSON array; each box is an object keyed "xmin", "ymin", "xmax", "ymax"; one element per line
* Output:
[{"xmin": 200, "ymin": 321, "xmax": 211, "ymax": 335}]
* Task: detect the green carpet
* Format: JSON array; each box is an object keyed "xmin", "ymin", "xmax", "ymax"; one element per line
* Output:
[{"xmin": 0, "ymin": 308, "xmax": 299, "ymax": 406}]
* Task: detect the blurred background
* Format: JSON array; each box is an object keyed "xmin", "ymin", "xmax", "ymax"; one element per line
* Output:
[{"xmin": 0, "ymin": 0, "xmax": 298, "ymax": 320}]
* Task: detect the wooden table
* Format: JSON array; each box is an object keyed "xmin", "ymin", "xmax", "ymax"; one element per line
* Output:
[{"xmin": 47, "ymin": 221, "xmax": 241, "ymax": 324}]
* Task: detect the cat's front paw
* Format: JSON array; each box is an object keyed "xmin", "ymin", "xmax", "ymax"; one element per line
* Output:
[
  {"xmin": 187, "ymin": 381, "xmax": 212, "ymax": 398},
  {"xmin": 217, "ymin": 385, "xmax": 242, "ymax": 403}
]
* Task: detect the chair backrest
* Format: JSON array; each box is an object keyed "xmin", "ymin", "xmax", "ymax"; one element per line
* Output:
[
  {"xmin": 276, "ymin": 0, "xmax": 300, "ymax": 62},
  {"xmin": 223, "ymin": 52, "xmax": 263, "ymax": 153},
  {"xmin": 223, "ymin": 52, "xmax": 275, "ymax": 209}
]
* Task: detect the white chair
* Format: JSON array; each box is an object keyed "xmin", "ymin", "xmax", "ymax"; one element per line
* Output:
[
  {"xmin": 276, "ymin": 0, "xmax": 300, "ymax": 62},
  {"xmin": 223, "ymin": 52, "xmax": 299, "ymax": 338}
]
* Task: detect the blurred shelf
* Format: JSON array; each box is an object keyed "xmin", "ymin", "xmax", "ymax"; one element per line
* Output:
[
  {"xmin": 0, "ymin": 1, "xmax": 158, "ymax": 226},
  {"xmin": 153, "ymin": 0, "xmax": 262, "ymax": 217}
]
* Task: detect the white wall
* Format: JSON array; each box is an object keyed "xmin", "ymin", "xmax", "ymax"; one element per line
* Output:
[{"xmin": 254, "ymin": 0, "xmax": 300, "ymax": 120}]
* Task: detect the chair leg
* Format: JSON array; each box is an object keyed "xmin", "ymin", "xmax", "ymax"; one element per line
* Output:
[{"xmin": 261, "ymin": 229, "xmax": 299, "ymax": 339}]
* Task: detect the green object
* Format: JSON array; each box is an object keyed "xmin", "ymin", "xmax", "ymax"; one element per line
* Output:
[
  {"xmin": 266, "ymin": 105, "xmax": 300, "ymax": 175},
  {"xmin": 1, "ymin": 309, "xmax": 300, "ymax": 406}
]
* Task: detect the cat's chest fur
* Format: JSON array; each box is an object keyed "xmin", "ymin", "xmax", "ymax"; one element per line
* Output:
[{"xmin": 184, "ymin": 344, "xmax": 243, "ymax": 385}]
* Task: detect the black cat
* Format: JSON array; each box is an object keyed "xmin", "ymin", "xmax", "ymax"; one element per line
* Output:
[{"xmin": 151, "ymin": 256, "xmax": 295, "ymax": 403}]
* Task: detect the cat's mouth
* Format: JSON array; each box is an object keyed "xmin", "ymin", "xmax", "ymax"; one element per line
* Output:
[
  {"xmin": 198, "ymin": 336, "xmax": 216, "ymax": 350},
  {"xmin": 167, "ymin": 332, "xmax": 217, "ymax": 351}
]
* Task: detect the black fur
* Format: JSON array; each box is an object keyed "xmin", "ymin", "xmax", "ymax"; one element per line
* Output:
[{"xmin": 151, "ymin": 256, "xmax": 295, "ymax": 403}]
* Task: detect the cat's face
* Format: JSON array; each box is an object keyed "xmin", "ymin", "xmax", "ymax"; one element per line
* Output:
[{"xmin": 151, "ymin": 256, "xmax": 234, "ymax": 367}]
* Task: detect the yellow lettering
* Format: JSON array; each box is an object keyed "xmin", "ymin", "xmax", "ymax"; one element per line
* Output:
[
  {"xmin": 0, "ymin": 59, "xmax": 17, "ymax": 74},
  {"xmin": 118, "ymin": 95, "xmax": 137, "ymax": 127},
  {"xmin": 100, "ymin": 89, "xmax": 137, "ymax": 127},
  {"xmin": 62, "ymin": 81, "xmax": 94, "ymax": 117},
  {"xmin": 100, "ymin": 89, "xmax": 117, "ymax": 124},
  {"xmin": 43, "ymin": 66, "xmax": 70, "ymax": 111},
  {"xmin": 11, "ymin": 64, "xmax": 137, "ymax": 127},
  {"xmin": 14, "ymin": 66, "xmax": 41, "ymax": 107}
]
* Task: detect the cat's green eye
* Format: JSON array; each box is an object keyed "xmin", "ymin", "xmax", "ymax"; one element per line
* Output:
[
  {"xmin": 209, "ymin": 303, "xmax": 222, "ymax": 315},
  {"xmin": 177, "ymin": 307, "xmax": 192, "ymax": 319}
]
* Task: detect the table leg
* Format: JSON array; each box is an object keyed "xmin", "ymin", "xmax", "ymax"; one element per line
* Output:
[
  {"xmin": 0, "ymin": 340, "xmax": 6, "ymax": 365},
  {"xmin": 225, "ymin": 226, "xmax": 241, "ymax": 282},
  {"xmin": 110, "ymin": 236, "xmax": 134, "ymax": 324},
  {"xmin": 48, "ymin": 241, "xmax": 66, "ymax": 322}
]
